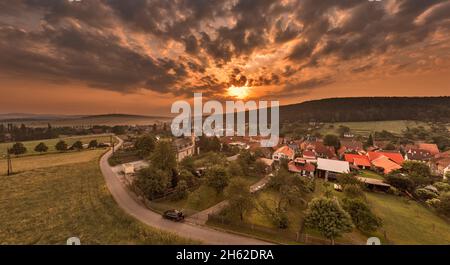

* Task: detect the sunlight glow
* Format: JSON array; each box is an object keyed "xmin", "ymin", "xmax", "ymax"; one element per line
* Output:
[{"xmin": 227, "ymin": 85, "xmax": 250, "ymax": 99}]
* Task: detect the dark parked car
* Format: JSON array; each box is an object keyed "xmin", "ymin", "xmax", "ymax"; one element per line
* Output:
[{"xmin": 163, "ymin": 209, "xmax": 185, "ymax": 221}]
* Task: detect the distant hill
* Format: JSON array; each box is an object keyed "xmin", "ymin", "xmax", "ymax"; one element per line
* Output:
[{"xmin": 279, "ymin": 97, "xmax": 450, "ymax": 123}]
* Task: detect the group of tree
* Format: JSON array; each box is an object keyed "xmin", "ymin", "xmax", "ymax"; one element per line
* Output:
[
  {"xmin": 385, "ymin": 161, "xmax": 433, "ymax": 193},
  {"xmin": 7, "ymin": 139, "xmax": 100, "ymax": 156},
  {"xmin": 134, "ymin": 135, "xmax": 156, "ymax": 158},
  {"xmin": 134, "ymin": 140, "xmax": 178, "ymax": 200},
  {"xmin": 304, "ymin": 174, "xmax": 382, "ymax": 244}
]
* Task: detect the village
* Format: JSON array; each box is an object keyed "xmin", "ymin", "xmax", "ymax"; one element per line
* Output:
[{"xmin": 106, "ymin": 121, "xmax": 450, "ymax": 245}]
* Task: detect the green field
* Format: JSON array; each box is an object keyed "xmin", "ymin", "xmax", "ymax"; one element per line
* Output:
[
  {"xmin": 360, "ymin": 170, "xmax": 385, "ymax": 180},
  {"xmin": 0, "ymin": 151, "xmax": 193, "ymax": 244},
  {"xmin": 320, "ymin": 120, "xmax": 431, "ymax": 136},
  {"xmin": 367, "ymin": 193, "xmax": 450, "ymax": 244},
  {"xmin": 0, "ymin": 134, "xmax": 115, "ymax": 157}
]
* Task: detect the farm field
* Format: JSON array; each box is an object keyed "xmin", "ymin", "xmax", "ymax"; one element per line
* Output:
[
  {"xmin": 0, "ymin": 134, "xmax": 115, "ymax": 156},
  {"xmin": 319, "ymin": 120, "xmax": 431, "ymax": 136},
  {"xmin": 0, "ymin": 150, "xmax": 193, "ymax": 244}
]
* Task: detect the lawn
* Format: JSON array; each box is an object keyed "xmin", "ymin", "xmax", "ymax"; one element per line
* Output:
[
  {"xmin": 153, "ymin": 185, "xmax": 226, "ymax": 215},
  {"xmin": 320, "ymin": 120, "xmax": 430, "ymax": 136},
  {"xmin": 0, "ymin": 149, "xmax": 105, "ymax": 174},
  {"xmin": 0, "ymin": 134, "xmax": 116, "ymax": 157},
  {"xmin": 366, "ymin": 192, "xmax": 450, "ymax": 244},
  {"xmin": 0, "ymin": 152, "xmax": 193, "ymax": 244},
  {"xmin": 360, "ymin": 170, "xmax": 385, "ymax": 180}
]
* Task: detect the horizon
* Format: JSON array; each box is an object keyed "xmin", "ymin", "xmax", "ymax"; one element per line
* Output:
[{"xmin": 0, "ymin": 1, "xmax": 449, "ymax": 115}]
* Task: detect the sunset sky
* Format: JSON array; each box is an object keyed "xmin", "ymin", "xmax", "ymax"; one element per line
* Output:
[{"xmin": 0, "ymin": 0, "xmax": 449, "ymax": 115}]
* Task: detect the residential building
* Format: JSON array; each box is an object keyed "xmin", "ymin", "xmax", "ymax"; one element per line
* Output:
[
  {"xmin": 172, "ymin": 136, "xmax": 195, "ymax": 162},
  {"xmin": 272, "ymin": 145, "xmax": 295, "ymax": 161},
  {"xmin": 288, "ymin": 158, "xmax": 315, "ymax": 177},
  {"xmin": 316, "ymin": 158, "xmax": 350, "ymax": 180},
  {"xmin": 344, "ymin": 154, "xmax": 371, "ymax": 169}
]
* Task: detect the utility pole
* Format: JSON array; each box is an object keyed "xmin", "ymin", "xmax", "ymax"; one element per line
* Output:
[
  {"xmin": 6, "ymin": 148, "xmax": 12, "ymax": 176},
  {"xmin": 110, "ymin": 134, "xmax": 115, "ymax": 155}
]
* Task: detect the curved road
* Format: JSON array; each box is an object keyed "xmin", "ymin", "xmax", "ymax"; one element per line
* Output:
[{"xmin": 100, "ymin": 137, "xmax": 270, "ymax": 245}]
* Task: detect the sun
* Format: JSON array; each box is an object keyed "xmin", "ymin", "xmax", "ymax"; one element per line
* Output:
[{"xmin": 227, "ymin": 85, "xmax": 250, "ymax": 99}]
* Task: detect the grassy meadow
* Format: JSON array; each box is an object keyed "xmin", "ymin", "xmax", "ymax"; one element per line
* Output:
[
  {"xmin": 0, "ymin": 134, "xmax": 115, "ymax": 157},
  {"xmin": 0, "ymin": 148, "xmax": 193, "ymax": 244}
]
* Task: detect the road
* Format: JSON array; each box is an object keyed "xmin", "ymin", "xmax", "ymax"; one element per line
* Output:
[{"xmin": 100, "ymin": 137, "xmax": 271, "ymax": 245}]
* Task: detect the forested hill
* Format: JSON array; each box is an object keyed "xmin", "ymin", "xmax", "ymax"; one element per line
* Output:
[{"xmin": 279, "ymin": 97, "xmax": 450, "ymax": 123}]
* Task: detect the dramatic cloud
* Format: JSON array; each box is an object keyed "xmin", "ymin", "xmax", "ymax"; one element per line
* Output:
[{"xmin": 0, "ymin": 0, "xmax": 449, "ymax": 104}]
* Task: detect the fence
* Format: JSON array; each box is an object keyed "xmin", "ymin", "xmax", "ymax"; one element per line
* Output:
[{"xmin": 207, "ymin": 214, "xmax": 334, "ymax": 245}]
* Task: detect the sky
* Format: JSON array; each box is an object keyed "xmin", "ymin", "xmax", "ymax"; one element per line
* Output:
[{"xmin": 0, "ymin": 0, "xmax": 449, "ymax": 115}]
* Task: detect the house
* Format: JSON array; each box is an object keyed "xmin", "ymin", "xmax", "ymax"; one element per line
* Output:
[
  {"xmin": 430, "ymin": 157, "xmax": 450, "ymax": 179},
  {"xmin": 370, "ymin": 156, "xmax": 402, "ymax": 174},
  {"xmin": 172, "ymin": 136, "xmax": 195, "ymax": 162},
  {"xmin": 304, "ymin": 141, "xmax": 336, "ymax": 159},
  {"xmin": 272, "ymin": 145, "xmax": 295, "ymax": 161},
  {"xmin": 367, "ymin": 151, "xmax": 404, "ymax": 165},
  {"xmin": 316, "ymin": 158, "xmax": 350, "ymax": 180},
  {"xmin": 404, "ymin": 148, "xmax": 433, "ymax": 162},
  {"xmin": 288, "ymin": 158, "xmax": 315, "ymax": 177},
  {"xmin": 418, "ymin": 143, "xmax": 440, "ymax": 156},
  {"xmin": 339, "ymin": 139, "xmax": 364, "ymax": 154},
  {"xmin": 344, "ymin": 154, "xmax": 371, "ymax": 169}
]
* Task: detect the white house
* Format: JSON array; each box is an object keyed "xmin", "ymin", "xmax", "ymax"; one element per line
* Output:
[{"xmin": 316, "ymin": 158, "xmax": 350, "ymax": 180}]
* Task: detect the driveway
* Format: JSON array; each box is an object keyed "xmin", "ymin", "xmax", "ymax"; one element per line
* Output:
[{"xmin": 100, "ymin": 137, "xmax": 271, "ymax": 245}]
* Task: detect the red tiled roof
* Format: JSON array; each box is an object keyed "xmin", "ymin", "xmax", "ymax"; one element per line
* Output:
[
  {"xmin": 418, "ymin": 143, "xmax": 440, "ymax": 155},
  {"xmin": 302, "ymin": 150, "xmax": 316, "ymax": 157},
  {"xmin": 288, "ymin": 161, "xmax": 315, "ymax": 173},
  {"xmin": 344, "ymin": 154, "xmax": 371, "ymax": 167},
  {"xmin": 274, "ymin": 145, "xmax": 294, "ymax": 158},
  {"xmin": 367, "ymin": 151, "xmax": 404, "ymax": 165},
  {"xmin": 371, "ymin": 156, "xmax": 402, "ymax": 174}
]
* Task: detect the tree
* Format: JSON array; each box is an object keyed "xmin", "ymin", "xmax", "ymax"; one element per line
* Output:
[
  {"xmin": 342, "ymin": 198, "xmax": 382, "ymax": 233},
  {"xmin": 415, "ymin": 188, "xmax": 438, "ymax": 201},
  {"xmin": 88, "ymin": 140, "xmax": 98, "ymax": 148},
  {"xmin": 71, "ymin": 140, "xmax": 83, "ymax": 150},
  {"xmin": 385, "ymin": 172, "xmax": 414, "ymax": 192},
  {"xmin": 173, "ymin": 180, "xmax": 188, "ymax": 200},
  {"xmin": 226, "ymin": 178, "xmax": 254, "ymax": 221},
  {"xmin": 323, "ymin": 134, "xmax": 340, "ymax": 150},
  {"xmin": 150, "ymin": 141, "xmax": 176, "ymax": 172},
  {"xmin": 134, "ymin": 135, "xmax": 156, "ymax": 158},
  {"xmin": 178, "ymin": 169, "xmax": 197, "ymax": 187},
  {"xmin": 304, "ymin": 197, "xmax": 353, "ymax": 245},
  {"xmin": 34, "ymin": 142, "xmax": 48, "ymax": 153},
  {"xmin": 205, "ymin": 165, "xmax": 229, "ymax": 193},
  {"xmin": 134, "ymin": 166, "xmax": 170, "ymax": 200},
  {"xmin": 9, "ymin": 142, "xmax": 27, "ymax": 155},
  {"xmin": 365, "ymin": 134, "xmax": 374, "ymax": 147},
  {"xmin": 227, "ymin": 161, "xmax": 244, "ymax": 177},
  {"xmin": 55, "ymin": 140, "xmax": 68, "ymax": 152},
  {"xmin": 337, "ymin": 126, "xmax": 351, "ymax": 137},
  {"xmin": 435, "ymin": 192, "xmax": 450, "ymax": 217},
  {"xmin": 402, "ymin": 161, "xmax": 432, "ymax": 186}
]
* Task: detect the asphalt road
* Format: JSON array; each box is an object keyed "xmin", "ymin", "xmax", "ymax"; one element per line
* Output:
[{"xmin": 100, "ymin": 137, "xmax": 271, "ymax": 245}]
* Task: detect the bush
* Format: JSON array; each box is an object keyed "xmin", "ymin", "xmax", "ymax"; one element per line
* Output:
[
  {"xmin": 435, "ymin": 192, "xmax": 450, "ymax": 217},
  {"xmin": 55, "ymin": 140, "xmax": 68, "ymax": 152},
  {"xmin": 71, "ymin": 140, "xmax": 83, "ymax": 150},
  {"xmin": 34, "ymin": 142, "xmax": 48, "ymax": 153},
  {"xmin": 415, "ymin": 188, "xmax": 438, "ymax": 201},
  {"xmin": 386, "ymin": 186, "xmax": 401, "ymax": 196},
  {"xmin": 342, "ymin": 198, "xmax": 382, "ymax": 233},
  {"xmin": 385, "ymin": 173, "xmax": 414, "ymax": 192},
  {"xmin": 8, "ymin": 142, "xmax": 27, "ymax": 155},
  {"xmin": 434, "ymin": 182, "xmax": 450, "ymax": 193},
  {"xmin": 343, "ymin": 184, "xmax": 366, "ymax": 199},
  {"xmin": 337, "ymin": 173, "xmax": 360, "ymax": 186},
  {"xmin": 134, "ymin": 166, "xmax": 170, "ymax": 200},
  {"xmin": 88, "ymin": 140, "xmax": 98, "ymax": 148}
]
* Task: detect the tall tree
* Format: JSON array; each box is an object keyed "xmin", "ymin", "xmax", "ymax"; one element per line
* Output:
[
  {"xmin": 134, "ymin": 135, "xmax": 156, "ymax": 158},
  {"xmin": 206, "ymin": 165, "xmax": 229, "ymax": 193},
  {"xmin": 55, "ymin": 140, "xmax": 68, "ymax": 152},
  {"xmin": 226, "ymin": 178, "xmax": 254, "ymax": 221},
  {"xmin": 304, "ymin": 197, "xmax": 353, "ymax": 245},
  {"xmin": 150, "ymin": 141, "xmax": 176, "ymax": 172}
]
